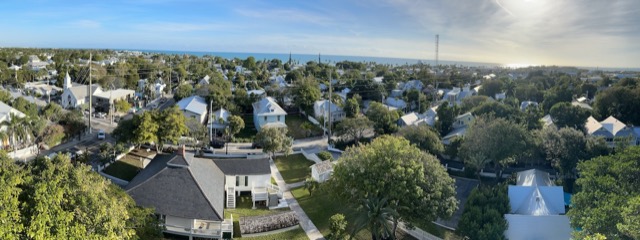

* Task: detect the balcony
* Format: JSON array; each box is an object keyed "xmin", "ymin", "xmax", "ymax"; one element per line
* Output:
[{"xmin": 163, "ymin": 215, "xmax": 233, "ymax": 238}]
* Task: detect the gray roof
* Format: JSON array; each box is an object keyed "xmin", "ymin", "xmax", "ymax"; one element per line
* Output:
[
  {"xmin": 213, "ymin": 158, "xmax": 271, "ymax": 175},
  {"xmin": 67, "ymin": 85, "xmax": 101, "ymax": 101},
  {"xmin": 176, "ymin": 95, "xmax": 208, "ymax": 115},
  {"xmin": 126, "ymin": 152, "xmax": 225, "ymax": 221},
  {"xmin": 253, "ymin": 97, "xmax": 286, "ymax": 116}
]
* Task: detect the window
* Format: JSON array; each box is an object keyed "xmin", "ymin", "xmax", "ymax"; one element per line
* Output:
[
  {"xmin": 277, "ymin": 116, "xmax": 281, "ymax": 121},
  {"xmin": 235, "ymin": 176, "xmax": 239, "ymax": 186},
  {"xmin": 264, "ymin": 116, "xmax": 267, "ymax": 121},
  {"xmin": 245, "ymin": 176, "xmax": 249, "ymax": 186}
]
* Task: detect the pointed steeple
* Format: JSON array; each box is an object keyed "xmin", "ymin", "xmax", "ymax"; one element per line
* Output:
[
  {"xmin": 64, "ymin": 71, "xmax": 72, "ymax": 89},
  {"xmin": 288, "ymin": 52, "xmax": 292, "ymax": 65},
  {"xmin": 318, "ymin": 53, "xmax": 321, "ymax": 64}
]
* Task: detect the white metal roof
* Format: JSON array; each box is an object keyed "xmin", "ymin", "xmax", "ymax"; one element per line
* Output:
[
  {"xmin": 253, "ymin": 97, "xmax": 286, "ymax": 116},
  {"xmin": 176, "ymin": 95, "xmax": 208, "ymax": 115},
  {"xmin": 504, "ymin": 214, "xmax": 571, "ymax": 240}
]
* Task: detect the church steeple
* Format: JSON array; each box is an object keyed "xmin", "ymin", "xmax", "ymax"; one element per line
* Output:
[{"xmin": 64, "ymin": 71, "xmax": 72, "ymax": 89}]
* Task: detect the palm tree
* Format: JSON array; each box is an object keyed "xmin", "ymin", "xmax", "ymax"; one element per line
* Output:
[
  {"xmin": 2, "ymin": 113, "xmax": 27, "ymax": 157},
  {"xmin": 0, "ymin": 131, "xmax": 8, "ymax": 150},
  {"xmin": 465, "ymin": 152, "xmax": 491, "ymax": 181},
  {"xmin": 351, "ymin": 197, "xmax": 399, "ymax": 240}
]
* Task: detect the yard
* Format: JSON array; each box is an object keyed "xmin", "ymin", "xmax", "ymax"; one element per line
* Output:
[
  {"xmin": 273, "ymin": 154, "xmax": 314, "ymax": 184},
  {"xmin": 285, "ymin": 114, "xmax": 323, "ymax": 139},
  {"xmin": 224, "ymin": 194, "xmax": 289, "ymax": 238},
  {"xmin": 291, "ymin": 187, "xmax": 417, "ymax": 240},
  {"xmin": 102, "ymin": 149, "xmax": 156, "ymax": 181}
]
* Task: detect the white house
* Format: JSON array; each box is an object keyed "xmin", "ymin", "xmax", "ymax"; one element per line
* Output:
[
  {"xmin": 210, "ymin": 108, "xmax": 231, "ymax": 130},
  {"xmin": 310, "ymin": 160, "xmax": 334, "ymax": 183},
  {"xmin": 399, "ymin": 112, "xmax": 421, "ymax": 127},
  {"xmin": 313, "ymin": 100, "xmax": 345, "ymax": 124},
  {"xmin": 401, "ymin": 80, "xmax": 424, "ymax": 92},
  {"xmin": 177, "ymin": 95, "xmax": 209, "ymax": 124},
  {"xmin": 214, "ymin": 157, "xmax": 276, "ymax": 208},
  {"xmin": 199, "ymin": 75, "xmax": 211, "ymax": 85},
  {"xmin": 60, "ymin": 85, "xmax": 102, "ymax": 109},
  {"xmin": 252, "ymin": 97, "xmax": 287, "ymax": 131},
  {"xmin": 504, "ymin": 169, "xmax": 571, "ymax": 240},
  {"xmin": 385, "ymin": 97, "xmax": 407, "ymax": 111},
  {"xmin": 443, "ymin": 85, "xmax": 476, "ymax": 105},
  {"xmin": 0, "ymin": 101, "xmax": 27, "ymax": 147},
  {"xmin": 585, "ymin": 116, "xmax": 638, "ymax": 147},
  {"xmin": 443, "ymin": 112, "xmax": 475, "ymax": 145}
]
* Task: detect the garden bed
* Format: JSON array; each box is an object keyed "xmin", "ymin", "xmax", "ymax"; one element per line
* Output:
[{"xmin": 239, "ymin": 211, "xmax": 298, "ymax": 234}]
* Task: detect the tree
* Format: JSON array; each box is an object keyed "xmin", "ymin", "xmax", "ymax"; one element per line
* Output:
[
  {"xmin": 133, "ymin": 112, "xmax": 159, "ymax": 147},
  {"xmin": 185, "ymin": 118, "xmax": 207, "ymax": 148},
  {"xmin": 365, "ymin": 102, "xmax": 399, "ymax": 135},
  {"xmin": 41, "ymin": 124, "xmax": 65, "ymax": 147},
  {"xmin": 42, "ymin": 102, "xmax": 63, "ymax": 122},
  {"xmin": 0, "ymin": 89, "xmax": 12, "ymax": 102},
  {"xmin": 157, "ymin": 106, "xmax": 188, "ymax": 152},
  {"xmin": 114, "ymin": 99, "xmax": 131, "ymax": 113},
  {"xmin": 435, "ymin": 102, "xmax": 458, "ymax": 136},
  {"xmin": 536, "ymin": 127, "xmax": 588, "ymax": 181},
  {"xmin": 331, "ymin": 135, "xmax": 457, "ymax": 238},
  {"xmin": 334, "ymin": 116, "xmax": 373, "ymax": 143},
  {"xmin": 227, "ymin": 115, "xmax": 245, "ymax": 140},
  {"xmin": 112, "ymin": 118, "xmax": 136, "ymax": 144},
  {"xmin": 0, "ymin": 154, "xmax": 162, "ymax": 239},
  {"xmin": 304, "ymin": 177, "xmax": 319, "ymax": 196},
  {"xmin": 255, "ymin": 127, "xmax": 293, "ymax": 158},
  {"xmin": 343, "ymin": 97, "xmax": 360, "ymax": 118},
  {"xmin": 173, "ymin": 84, "xmax": 193, "ymax": 101},
  {"xmin": 568, "ymin": 146, "xmax": 640, "ymax": 239},
  {"xmin": 593, "ymin": 86, "xmax": 640, "ymax": 125},
  {"xmin": 549, "ymin": 102, "xmax": 590, "ymax": 130},
  {"xmin": 478, "ymin": 79, "xmax": 504, "ymax": 98},
  {"xmin": 459, "ymin": 116, "xmax": 530, "ymax": 179},
  {"xmin": 398, "ymin": 125, "xmax": 444, "ymax": 155},
  {"xmin": 456, "ymin": 185, "xmax": 510, "ymax": 240},
  {"xmin": 351, "ymin": 196, "xmax": 398, "ymax": 240},
  {"xmin": 327, "ymin": 213, "xmax": 349, "ymax": 240},
  {"xmin": 11, "ymin": 97, "xmax": 38, "ymax": 118},
  {"xmin": 291, "ymin": 77, "xmax": 321, "ymax": 113}
]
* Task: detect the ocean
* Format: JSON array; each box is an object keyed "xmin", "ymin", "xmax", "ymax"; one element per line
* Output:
[{"xmin": 126, "ymin": 49, "xmax": 501, "ymax": 68}]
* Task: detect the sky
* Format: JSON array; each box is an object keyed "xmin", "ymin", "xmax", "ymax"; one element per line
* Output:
[{"xmin": 1, "ymin": 0, "xmax": 639, "ymax": 68}]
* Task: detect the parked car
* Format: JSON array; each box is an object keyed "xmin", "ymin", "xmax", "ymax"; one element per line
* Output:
[
  {"xmin": 97, "ymin": 130, "xmax": 106, "ymax": 140},
  {"xmin": 210, "ymin": 140, "xmax": 225, "ymax": 149}
]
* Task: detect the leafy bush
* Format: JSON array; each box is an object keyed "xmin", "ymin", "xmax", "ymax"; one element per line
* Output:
[
  {"xmin": 316, "ymin": 151, "xmax": 333, "ymax": 161},
  {"xmin": 239, "ymin": 211, "xmax": 299, "ymax": 234}
]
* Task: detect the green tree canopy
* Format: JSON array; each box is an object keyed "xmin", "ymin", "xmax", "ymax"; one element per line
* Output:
[
  {"xmin": 133, "ymin": 111, "xmax": 159, "ymax": 147},
  {"xmin": 568, "ymin": 146, "xmax": 640, "ymax": 239},
  {"xmin": 343, "ymin": 97, "xmax": 360, "ymax": 118},
  {"xmin": 255, "ymin": 127, "xmax": 293, "ymax": 157},
  {"xmin": 157, "ymin": 106, "xmax": 188, "ymax": 151},
  {"xmin": 334, "ymin": 116, "xmax": 373, "ymax": 143},
  {"xmin": 478, "ymin": 79, "xmax": 504, "ymax": 98},
  {"xmin": 549, "ymin": 102, "xmax": 590, "ymax": 130},
  {"xmin": 435, "ymin": 102, "xmax": 459, "ymax": 136},
  {"xmin": 459, "ymin": 116, "xmax": 530, "ymax": 179},
  {"xmin": 331, "ymin": 135, "xmax": 457, "ymax": 238},
  {"xmin": 398, "ymin": 124, "xmax": 444, "ymax": 155},
  {"xmin": 365, "ymin": 102, "xmax": 399, "ymax": 135},
  {"xmin": 0, "ymin": 153, "xmax": 162, "ymax": 239},
  {"xmin": 173, "ymin": 84, "xmax": 193, "ymax": 102},
  {"xmin": 456, "ymin": 184, "xmax": 510, "ymax": 240},
  {"xmin": 227, "ymin": 115, "xmax": 245, "ymax": 139},
  {"xmin": 291, "ymin": 77, "xmax": 322, "ymax": 113}
]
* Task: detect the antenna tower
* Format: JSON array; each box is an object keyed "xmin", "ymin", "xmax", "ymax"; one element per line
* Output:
[{"xmin": 435, "ymin": 34, "xmax": 439, "ymax": 69}]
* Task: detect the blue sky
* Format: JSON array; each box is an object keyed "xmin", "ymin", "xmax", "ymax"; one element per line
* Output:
[{"xmin": 1, "ymin": 0, "xmax": 639, "ymax": 68}]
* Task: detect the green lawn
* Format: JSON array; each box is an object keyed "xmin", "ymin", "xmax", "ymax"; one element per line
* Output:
[
  {"xmin": 285, "ymin": 114, "xmax": 323, "ymax": 139},
  {"xmin": 291, "ymin": 187, "xmax": 416, "ymax": 240},
  {"xmin": 274, "ymin": 154, "xmax": 314, "ymax": 184},
  {"xmin": 237, "ymin": 226, "xmax": 308, "ymax": 240},
  {"xmin": 102, "ymin": 149, "xmax": 155, "ymax": 181}
]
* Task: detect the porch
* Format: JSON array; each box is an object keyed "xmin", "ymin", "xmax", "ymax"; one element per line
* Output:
[
  {"xmin": 226, "ymin": 182, "xmax": 284, "ymax": 209},
  {"xmin": 163, "ymin": 215, "xmax": 234, "ymax": 239}
]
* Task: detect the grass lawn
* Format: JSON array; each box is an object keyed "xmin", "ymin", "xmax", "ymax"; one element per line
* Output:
[
  {"xmin": 285, "ymin": 114, "xmax": 323, "ymax": 139},
  {"xmin": 236, "ymin": 114, "xmax": 257, "ymax": 140},
  {"xmin": 102, "ymin": 149, "xmax": 156, "ymax": 181},
  {"xmin": 274, "ymin": 154, "xmax": 314, "ymax": 184},
  {"xmin": 224, "ymin": 194, "xmax": 289, "ymax": 238},
  {"xmin": 291, "ymin": 187, "xmax": 416, "ymax": 240},
  {"xmin": 237, "ymin": 226, "xmax": 307, "ymax": 240}
]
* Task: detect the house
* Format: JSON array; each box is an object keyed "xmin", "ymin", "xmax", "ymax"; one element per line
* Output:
[
  {"xmin": 177, "ymin": 95, "xmax": 209, "ymax": 124},
  {"xmin": 313, "ymin": 100, "xmax": 345, "ymax": 124},
  {"xmin": 399, "ymin": 112, "xmax": 421, "ymax": 127},
  {"xmin": 443, "ymin": 112, "xmax": 475, "ymax": 145},
  {"xmin": 270, "ymin": 75, "xmax": 288, "ymax": 88},
  {"xmin": 209, "ymin": 108, "xmax": 230, "ymax": 130},
  {"xmin": 571, "ymin": 100, "xmax": 592, "ymax": 111},
  {"xmin": 494, "ymin": 92, "xmax": 506, "ymax": 101},
  {"xmin": 247, "ymin": 89, "xmax": 266, "ymax": 98},
  {"xmin": 310, "ymin": 160, "xmax": 334, "ymax": 183},
  {"xmin": 199, "ymin": 75, "xmax": 211, "ymax": 85},
  {"xmin": 92, "ymin": 89, "xmax": 136, "ymax": 113},
  {"xmin": 336, "ymin": 88, "xmax": 351, "ymax": 101},
  {"xmin": 520, "ymin": 101, "xmax": 539, "ymax": 112},
  {"xmin": 373, "ymin": 76, "xmax": 384, "ymax": 83},
  {"xmin": 443, "ymin": 85, "xmax": 476, "ymax": 105},
  {"xmin": 401, "ymin": 80, "xmax": 424, "ymax": 92},
  {"xmin": 252, "ymin": 97, "xmax": 287, "ymax": 131},
  {"xmin": 504, "ymin": 169, "xmax": 571, "ymax": 240},
  {"xmin": 154, "ymin": 81, "xmax": 166, "ymax": 97},
  {"xmin": 125, "ymin": 150, "xmax": 233, "ymax": 239},
  {"xmin": 585, "ymin": 116, "xmax": 638, "ymax": 147},
  {"xmin": 0, "ymin": 101, "xmax": 27, "ymax": 147},
  {"xmin": 214, "ymin": 157, "xmax": 277, "ymax": 208},
  {"xmin": 541, "ymin": 114, "xmax": 555, "ymax": 129},
  {"xmin": 385, "ymin": 97, "xmax": 407, "ymax": 111}
]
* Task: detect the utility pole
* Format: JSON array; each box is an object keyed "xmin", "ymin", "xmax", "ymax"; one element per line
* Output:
[
  {"xmin": 88, "ymin": 53, "xmax": 93, "ymax": 134},
  {"xmin": 209, "ymin": 100, "xmax": 213, "ymax": 143},
  {"xmin": 328, "ymin": 71, "xmax": 332, "ymax": 139}
]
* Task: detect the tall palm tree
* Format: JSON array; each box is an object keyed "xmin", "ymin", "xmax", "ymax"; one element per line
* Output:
[
  {"xmin": 0, "ymin": 131, "xmax": 9, "ymax": 150},
  {"xmin": 465, "ymin": 152, "xmax": 491, "ymax": 181},
  {"xmin": 351, "ymin": 197, "xmax": 399, "ymax": 240}
]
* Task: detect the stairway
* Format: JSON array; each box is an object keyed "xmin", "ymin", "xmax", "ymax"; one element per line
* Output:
[{"xmin": 226, "ymin": 187, "xmax": 236, "ymax": 208}]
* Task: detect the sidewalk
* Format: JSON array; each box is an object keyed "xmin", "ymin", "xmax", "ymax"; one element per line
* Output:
[{"xmin": 270, "ymin": 158, "xmax": 325, "ymax": 240}]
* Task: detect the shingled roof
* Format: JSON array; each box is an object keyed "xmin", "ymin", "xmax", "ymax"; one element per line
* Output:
[
  {"xmin": 212, "ymin": 158, "xmax": 271, "ymax": 175},
  {"xmin": 125, "ymin": 152, "xmax": 225, "ymax": 221}
]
